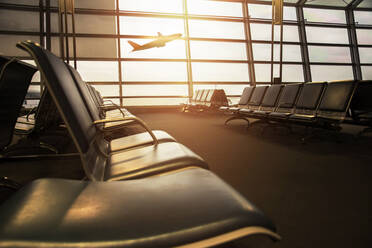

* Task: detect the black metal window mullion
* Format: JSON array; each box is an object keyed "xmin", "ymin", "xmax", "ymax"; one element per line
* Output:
[
  {"xmin": 346, "ymin": 0, "xmax": 363, "ymax": 80},
  {"xmin": 296, "ymin": 1, "xmax": 311, "ymax": 82}
]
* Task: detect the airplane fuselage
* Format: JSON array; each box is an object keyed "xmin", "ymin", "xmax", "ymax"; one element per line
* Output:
[{"xmin": 130, "ymin": 33, "xmax": 182, "ymax": 52}]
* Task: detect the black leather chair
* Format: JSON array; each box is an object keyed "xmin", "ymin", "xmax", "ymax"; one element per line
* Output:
[
  {"xmin": 235, "ymin": 85, "xmax": 269, "ymax": 126},
  {"xmin": 0, "ymin": 168, "xmax": 280, "ymax": 247},
  {"xmin": 268, "ymin": 83, "xmax": 303, "ymax": 120},
  {"xmin": 348, "ymin": 80, "xmax": 372, "ymax": 136},
  {"xmin": 0, "ymin": 58, "xmax": 37, "ymax": 151},
  {"xmin": 250, "ymin": 84, "xmax": 283, "ymax": 119},
  {"xmin": 288, "ymin": 81, "xmax": 326, "ymax": 124},
  {"xmin": 220, "ymin": 86, "xmax": 255, "ymax": 113},
  {"xmin": 67, "ymin": 65, "xmax": 177, "ymax": 151},
  {"xmin": 17, "ymin": 41, "xmax": 209, "ymax": 181},
  {"xmin": 316, "ymin": 80, "xmax": 357, "ymax": 124}
]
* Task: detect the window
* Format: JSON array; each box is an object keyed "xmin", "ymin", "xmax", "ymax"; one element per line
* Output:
[
  {"xmin": 188, "ymin": 0, "xmax": 243, "ymax": 17},
  {"xmin": 250, "ymin": 23, "xmax": 299, "ymax": 42},
  {"xmin": 304, "ymin": 8, "xmax": 346, "ymax": 24},
  {"xmin": 188, "ymin": 20, "xmax": 245, "ymax": 39},
  {"xmin": 306, "ymin": 26, "xmax": 349, "ymax": 44},
  {"xmin": 308, "ymin": 46, "xmax": 351, "ymax": 63},
  {"xmin": 252, "ymin": 44, "xmax": 302, "ymax": 62},
  {"xmin": 248, "ymin": 4, "xmax": 296, "ymax": 21},
  {"xmin": 311, "ymin": 65, "xmax": 353, "ymax": 81},
  {"xmin": 119, "ymin": 0, "xmax": 182, "ymax": 13},
  {"xmin": 192, "ymin": 63, "xmax": 249, "ymax": 82},
  {"xmin": 190, "ymin": 41, "xmax": 247, "ymax": 60}
]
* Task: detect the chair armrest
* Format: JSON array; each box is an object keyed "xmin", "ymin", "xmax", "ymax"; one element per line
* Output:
[{"xmin": 94, "ymin": 116, "xmax": 159, "ymax": 146}]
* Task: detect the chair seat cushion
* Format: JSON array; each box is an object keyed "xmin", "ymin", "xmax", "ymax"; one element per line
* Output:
[
  {"xmin": 252, "ymin": 110, "xmax": 270, "ymax": 116},
  {"xmin": 239, "ymin": 108, "xmax": 253, "ymax": 114},
  {"xmin": 289, "ymin": 114, "xmax": 316, "ymax": 122},
  {"xmin": 106, "ymin": 142, "xmax": 209, "ymax": 180},
  {"xmin": 0, "ymin": 168, "xmax": 278, "ymax": 247},
  {"xmin": 219, "ymin": 106, "xmax": 229, "ymax": 111},
  {"xmin": 110, "ymin": 130, "xmax": 176, "ymax": 152},
  {"xmin": 268, "ymin": 112, "xmax": 291, "ymax": 119},
  {"xmin": 228, "ymin": 107, "xmax": 240, "ymax": 112}
]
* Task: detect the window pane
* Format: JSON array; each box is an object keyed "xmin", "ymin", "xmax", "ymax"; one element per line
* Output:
[
  {"xmin": 248, "ymin": 4, "xmax": 296, "ymax": 21},
  {"xmin": 255, "ymin": 64, "xmax": 304, "ymax": 82},
  {"xmin": 92, "ymin": 85, "xmax": 120, "ymax": 97},
  {"xmin": 122, "ymin": 85, "xmax": 188, "ymax": 96},
  {"xmin": 75, "ymin": 61, "xmax": 119, "ymax": 82},
  {"xmin": 190, "ymin": 41, "xmax": 247, "ymax": 60},
  {"xmin": 49, "ymin": 0, "xmax": 116, "ymax": 9},
  {"xmin": 121, "ymin": 39, "xmax": 186, "ymax": 59},
  {"xmin": 51, "ymin": 14, "xmax": 116, "ymax": 34},
  {"xmin": 362, "ymin": 66, "xmax": 372, "ymax": 80},
  {"xmin": 123, "ymin": 98, "xmax": 186, "ymax": 106},
  {"xmin": 250, "ymin": 24, "xmax": 299, "ymax": 42},
  {"xmin": 358, "ymin": 48, "xmax": 372, "ymax": 63},
  {"xmin": 122, "ymin": 62, "xmax": 187, "ymax": 82},
  {"xmin": 354, "ymin": 11, "xmax": 372, "ymax": 25},
  {"xmin": 305, "ymin": 0, "xmax": 352, "ymax": 7},
  {"xmin": 0, "ymin": 9, "xmax": 39, "ymax": 32},
  {"xmin": 194, "ymin": 84, "xmax": 249, "ymax": 96},
  {"xmin": 188, "ymin": 0, "xmax": 243, "ymax": 17},
  {"xmin": 51, "ymin": 37, "xmax": 118, "ymax": 58},
  {"xmin": 308, "ymin": 46, "xmax": 351, "ymax": 63},
  {"xmin": 311, "ymin": 65, "xmax": 353, "ymax": 81},
  {"xmin": 192, "ymin": 63, "xmax": 249, "ymax": 82},
  {"xmin": 0, "ymin": 35, "xmax": 40, "ymax": 57},
  {"xmin": 188, "ymin": 20, "xmax": 245, "ymax": 39},
  {"xmin": 120, "ymin": 17, "xmax": 185, "ymax": 36},
  {"xmin": 252, "ymin": 44, "xmax": 302, "ymax": 62},
  {"xmin": 356, "ymin": 29, "xmax": 372, "ymax": 45},
  {"xmin": 0, "ymin": 0, "xmax": 39, "ymax": 5},
  {"xmin": 119, "ymin": 0, "xmax": 182, "ymax": 13},
  {"xmin": 306, "ymin": 27, "xmax": 349, "ymax": 44},
  {"xmin": 304, "ymin": 8, "xmax": 346, "ymax": 24}
]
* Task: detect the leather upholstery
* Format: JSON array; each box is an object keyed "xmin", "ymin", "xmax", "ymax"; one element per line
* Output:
[
  {"xmin": 238, "ymin": 86, "xmax": 254, "ymax": 105},
  {"xmin": 277, "ymin": 83, "xmax": 302, "ymax": 108},
  {"xmin": 0, "ymin": 168, "xmax": 278, "ymax": 247},
  {"xmin": 248, "ymin": 86, "xmax": 268, "ymax": 106},
  {"xmin": 260, "ymin": 85, "xmax": 283, "ymax": 107},
  {"xmin": 0, "ymin": 59, "xmax": 37, "ymax": 150},
  {"xmin": 107, "ymin": 142, "xmax": 208, "ymax": 180},
  {"xmin": 318, "ymin": 80, "xmax": 356, "ymax": 112},
  {"xmin": 295, "ymin": 82, "xmax": 326, "ymax": 110},
  {"xmin": 110, "ymin": 130, "xmax": 176, "ymax": 152}
]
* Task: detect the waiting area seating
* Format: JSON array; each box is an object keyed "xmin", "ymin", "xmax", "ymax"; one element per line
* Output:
[
  {"xmin": 182, "ymin": 88, "xmax": 228, "ymax": 112},
  {"xmin": 221, "ymin": 80, "xmax": 372, "ymax": 140},
  {"xmin": 0, "ymin": 41, "xmax": 281, "ymax": 247}
]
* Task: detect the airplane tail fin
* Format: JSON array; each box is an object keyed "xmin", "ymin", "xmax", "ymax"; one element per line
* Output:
[{"xmin": 128, "ymin": 40, "xmax": 141, "ymax": 51}]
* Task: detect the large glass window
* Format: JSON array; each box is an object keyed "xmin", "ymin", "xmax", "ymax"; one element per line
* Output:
[
  {"xmin": 122, "ymin": 62, "xmax": 187, "ymax": 82},
  {"xmin": 358, "ymin": 48, "xmax": 372, "ymax": 63},
  {"xmin": 188, "ymin": 20, "xmax": 245, "ymax": 39},
  {"xmin": 354, "ymin": 11, "xmax": 372, "ymax": 25},
  {"xmin": 192, "ymin": 63, "xmax": 249, "ymax": 82},
  {"xmin": 308, "ymin": 46, "xmax": 351, "ymax": 63},
  {"xmin": 311, "ymin": 65, "xmax": 353, "ymax": 81},
  {"xmin": 304, "ymin": 8, "xmax": 346, "ymax": 24},
  {"xmin": 188, "ymin": 0, "xmax": 243, "ymax": 17},
  {"xmin": 356, "ymin": 29, "xmax": 372, "ymax": 45},
  {"xmin": 361, "ymin": 67, "xmax": 372, "ymax": 80},
  {"xmin": 250, "ymin": 23, "xmax": 299, "ymax": 42},
  {"xmin": 252, "ymin": 44, "xmax": 302, "ymax": 62},
  {"xmin": 190, "ymin": 41, "xmax": 247, "ymax": 60},
  {"xmin": 120, "ymin": 17, "xmax": 185, "ymax": 36},
  {"xmin": 119, "ymin": 0, "xmax": 183, "ymax": 13},
  {"xmin": 248, "ymin": 4, "xmax": 297, "ymax": 21},
  {"xmin": 306, "ymin": 26, "xmax": 349, "ymax": 44}
]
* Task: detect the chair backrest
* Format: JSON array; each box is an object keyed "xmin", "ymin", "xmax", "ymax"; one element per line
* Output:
[
  {"xmin": 248, "ymin": 85, "xmax": 268, "ymax": 106},
  {"xmin": 17, "ymin": 41, "xmax": 107, "ymax": 181},
  {"xmin": 238, "ymin": 86, "xmax": 255, "ymax": 106},
  {"xmin": 0, "ymin": 56, "xmax": 10, "ymax": 72},
  {"xmin": 196, "ymin": 89, "xmax": 205, "ymax": 102},
  {"xmin": 349, "ymin": 80, "xmax": 372, "ymax": 120},
  {"xmin": 205, "ymin": 89, "xmax": 215, "ymax": 103},
  {"xmin": 199, "ymin": 89, "xmax": 209, "ymax": 103},
  {"xmin": 295, "ymin": 82, "xmax": 326, "ymax": 111},
  {"xmin": 191, "ymin": 90, "xmax": 200, "ymax": 101},
  {"xmin": 276, "ymin": 83, "xmax": 302, "ymax": 110},
  {"xmin": 260, "ymin": 84, "xmax": 283, "ymax": 108},
  {"xmin": 317, "ymin": 80, "xmax": 356, "ymax": 120},
  {"xmin": 0, "ymin": 58, "xmax": 36, "ymax": 150}
]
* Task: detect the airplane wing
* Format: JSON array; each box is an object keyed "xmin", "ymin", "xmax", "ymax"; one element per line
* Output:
[{"xmin": 128, "ymin": 40, "xmax": 141, "ymax": 51}]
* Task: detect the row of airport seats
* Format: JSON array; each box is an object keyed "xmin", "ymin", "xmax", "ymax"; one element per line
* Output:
[
  {"xmin": 0, "ymin": 41, "xmax": 281, "ymax": 247},
  {"xmin": 220, "ymin": 80, "xmax": 372, "ymax": 139},
  {"xmin": 182, "ymin": 88, "xmax": 228, "ymax": 112}
]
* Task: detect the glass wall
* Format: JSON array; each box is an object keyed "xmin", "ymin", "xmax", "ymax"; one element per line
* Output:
[{"xmin": 0, "ymin": 0, "xmax": 371, "ymax": 106}]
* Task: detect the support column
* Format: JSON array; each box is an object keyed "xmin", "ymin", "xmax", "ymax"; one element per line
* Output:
[{"xmin": 243, "ymin": 1, "xmax": 255, "ymax": 86}]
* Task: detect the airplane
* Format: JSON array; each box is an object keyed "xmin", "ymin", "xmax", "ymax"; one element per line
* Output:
[{"xmin": 128, "ymin": 32, "xmax": 182, "ymax": 52}]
